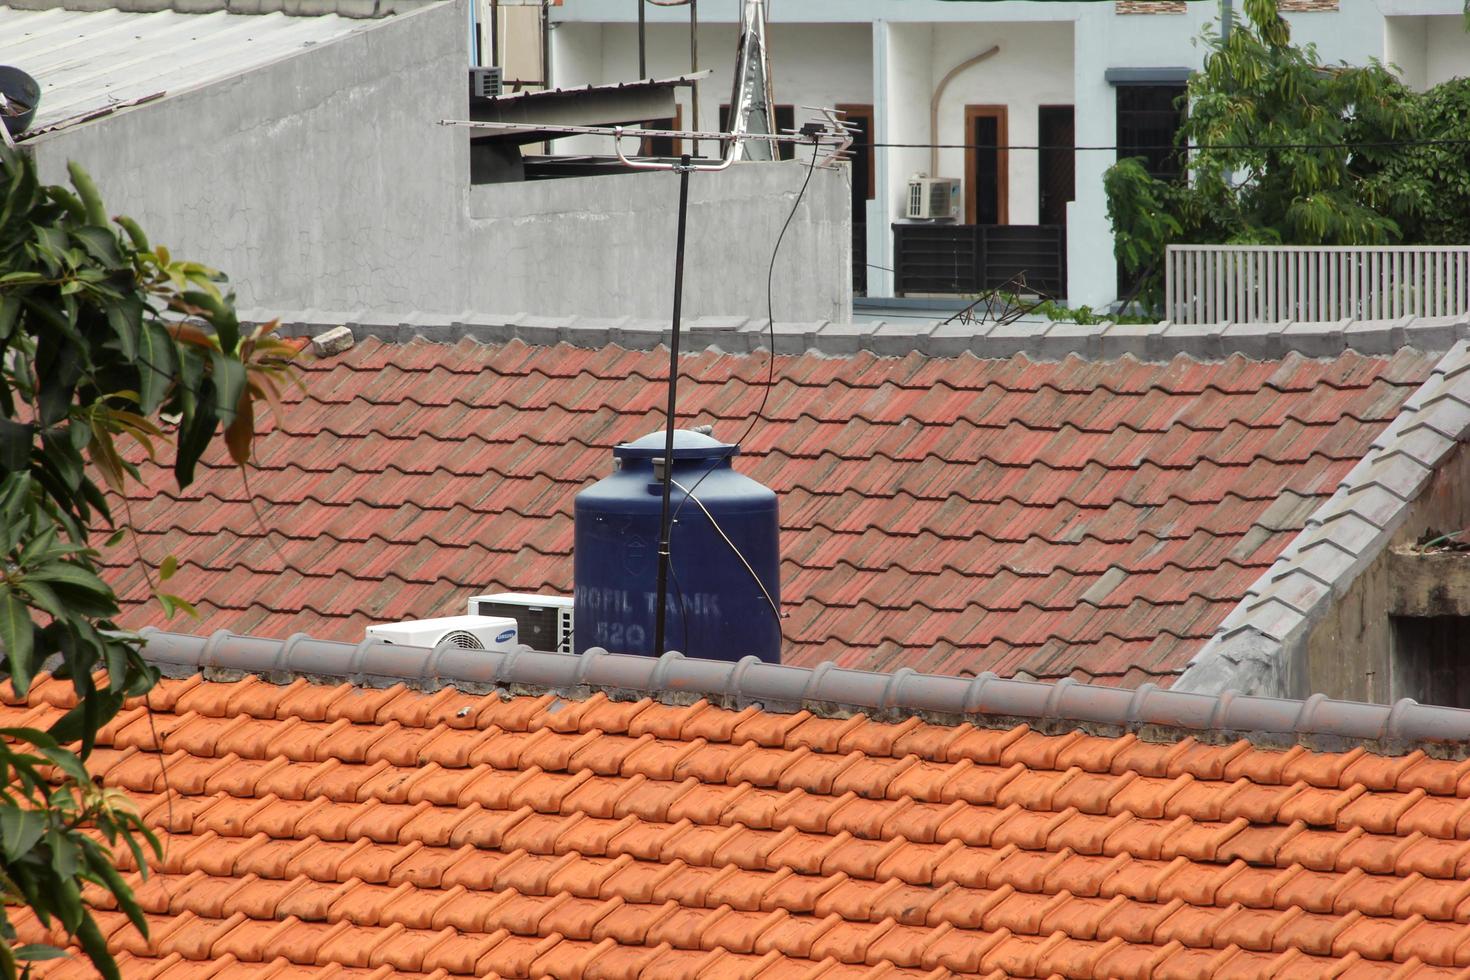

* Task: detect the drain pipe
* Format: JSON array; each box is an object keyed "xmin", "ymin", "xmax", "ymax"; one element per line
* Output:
[{"xmin": 930, "ymin": 45, "xmax": 1000, "ymax": 177}]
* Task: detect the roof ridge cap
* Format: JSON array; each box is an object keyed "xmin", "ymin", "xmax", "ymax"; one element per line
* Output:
[
  {"xmin": 1177, "ymin": 339, "xmax": 1470, "ymax": 697},
  {"xmin": 244, "ymin": 310, "xmax": 1470, "ymax": 363},
  {"xmin": 137, "ymin": 627, "xmax": 1470, "ymax": 757}
]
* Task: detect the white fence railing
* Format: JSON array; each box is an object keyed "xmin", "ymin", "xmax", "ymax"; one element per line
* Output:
[{"xmin": 1164, "ymin": 244, "xmax": 1470, "ymax": 325}]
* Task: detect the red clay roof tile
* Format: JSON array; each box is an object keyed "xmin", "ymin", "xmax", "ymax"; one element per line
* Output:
[
  {"xmin": 100, "ymin": 340, "xmax": 1437, "ymax": 685},
  {"xmin": 14, "ymin": 672, "xmax": 1470, "ymax": 978}
]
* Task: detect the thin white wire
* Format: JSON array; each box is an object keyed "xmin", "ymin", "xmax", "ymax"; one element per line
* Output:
[{"xmin": 670, "ymin": 478, "xmax": 782, "ymax": 625}]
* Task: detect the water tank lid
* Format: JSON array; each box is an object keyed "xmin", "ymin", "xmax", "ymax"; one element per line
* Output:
[{"xmin": 614, "ymin": 428, "xmax": 737, "ymax": 461}]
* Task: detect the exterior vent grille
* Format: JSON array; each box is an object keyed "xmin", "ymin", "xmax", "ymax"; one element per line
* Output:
[
  {"xmin": 439, "ymin": 630, "xmax": 485, "ymax": 649},
  {"xmin": 469, "ymin": 594, "xmax": 573, "ymax": 653},
  {"xmin": 470, "ymin": 66, "xmax": 503, "ymax": 99},
  {"xmin": 905, "ymin": 177, "xmax": 961, "ymax": 220}
]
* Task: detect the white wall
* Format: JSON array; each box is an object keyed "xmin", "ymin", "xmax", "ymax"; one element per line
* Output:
[
  {"xmin": 552, "ymin": 0, "xmax": 1449, "ymax": 309},
  {"xmin": 930, "ymin": 22, "xmax": 1073, "ymax": 226},
  {"xmin": 1387, "ymin": 14, "xmax": 1470, "ymax": 89},
  {"xmin": 31, "ymin": 0, "xmax": 850, "ymax": 323}
]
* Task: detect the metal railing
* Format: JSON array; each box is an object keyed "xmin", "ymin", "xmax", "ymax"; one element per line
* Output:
[{"xmin": 1164, "ymin": 244, "xmax": 1470, "ymax": 324}]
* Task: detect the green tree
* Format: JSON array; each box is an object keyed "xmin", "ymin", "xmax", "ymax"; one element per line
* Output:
[
  {"xmin": 0, "ymin": 146, "xmax": 298, "ymax": 977},
  {"xmin": 1104, "ymin": 0, "xmax": 1470, "ymax": 309}
]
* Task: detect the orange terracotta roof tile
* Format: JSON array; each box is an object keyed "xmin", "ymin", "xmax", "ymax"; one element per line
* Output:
[
  {"xmin": 98, "ymin": 340, "xmax": 1439, "ymax": 685},
  {"xmin": 13, "ymin": 662, "xmax": 1470, "ymax": 979}
]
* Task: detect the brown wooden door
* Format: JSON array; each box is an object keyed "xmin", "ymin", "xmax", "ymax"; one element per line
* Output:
[{"xmin": 964, "ymin": 105, "xmax": 1008, "ymax": 225}]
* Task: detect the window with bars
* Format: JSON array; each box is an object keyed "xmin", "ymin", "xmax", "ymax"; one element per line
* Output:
[{"xmin": 1115, "ymin": 84, "xmax": 1187, "ymax": 180}]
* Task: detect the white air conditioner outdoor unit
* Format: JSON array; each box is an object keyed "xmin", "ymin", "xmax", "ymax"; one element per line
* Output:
[
  {"xmin": 906, "ymin": 176, "xmax": 962, "ymax": 220},
  {"xmin": 468, "ymin": 593, "xmax": 573, "ymax": 653},
  {"xmin": 365, "ymin": 615, "xmax": 519, "ymax": 650}
]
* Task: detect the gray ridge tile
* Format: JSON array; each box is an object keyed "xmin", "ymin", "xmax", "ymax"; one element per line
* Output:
[
  {"xmin": 1252, "ymin": 570, "xmax": 1333, "ymax": 615},
  {"xmin": 1390, "ymin": 423, "xmax": 1458, "ymax": 469},
  {"xmin": 1220, "ymin": 320, "xmax": 1289, "ymax": 359}
]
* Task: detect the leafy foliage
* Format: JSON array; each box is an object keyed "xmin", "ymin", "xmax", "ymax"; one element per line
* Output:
[
  {"xmin": 1105, "ymin": 0, "xmax": 1470, "ymax": 309},
  {"xmin": 0, "ymin": 146, "xmax": 299, "ymax": 977}
]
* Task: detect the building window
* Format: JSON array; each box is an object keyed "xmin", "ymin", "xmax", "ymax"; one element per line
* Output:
[
  {"xmin": 1115, "ymin": 84, "xmax": 1187, "ymax": 180},
  {"xmin": 1392, "ymin": 616, "xmax": 1470, "ymax": 707},
  {"xmin": 640, "ymin": 106, "xmax": 682, "ymax": 158},
  {"xmin": 1038, "ymin": 105, "xmax": 1075, "ymax": 226}
]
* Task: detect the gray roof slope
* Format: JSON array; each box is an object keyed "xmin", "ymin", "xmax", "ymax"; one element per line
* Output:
[
  {"xmin": 0, "ymin": 6, "xmax": 386, "ymax": 137},
  {"xmin": 0, "ymin": 0, "xmax": 429, "ymax": 18},
  {"xmin": 252, "ymin": 308, "xmax": 1470, "ymax": 361},
  {"xmin": 1177, "ymin": 339, "xmax": 1470, "ymax": 695},
  {"xmin": 139, "ymin": 627, "xmax": 1470, "ymax": 758}
]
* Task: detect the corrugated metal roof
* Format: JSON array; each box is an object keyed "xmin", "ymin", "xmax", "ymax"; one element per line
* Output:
[
  {"xmin": 475, "ymin": 71, "xmax": 710, "ymax": 106},
  {"xmin": 0, "ymin": 5, "xmax": 374, "ymax": 136}
]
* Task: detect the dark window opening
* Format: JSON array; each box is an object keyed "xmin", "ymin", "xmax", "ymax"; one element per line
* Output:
[
  {"xmin": 640, "ymin": 107, "xmax": 682, "ymax": 157},
  {"xmin": 1392, "ymin": 616, "xmax": 1470, "ymax": 708},
  {"xmin": 838, "ymin": 104, "xmax": 875, "ymax": 295},
  {"xmin": 1115, "ymin": 84, "xmax": 1187, "ymax": 180},
  {"xmin": 1038, "ymin": 106, "xmax": 1075, "ymax": 226}
]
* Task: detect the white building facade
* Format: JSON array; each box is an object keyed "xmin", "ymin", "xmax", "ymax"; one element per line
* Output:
[{"xmin": 542, "ymin": 0, "xmax": 1468, "ymax": 309}]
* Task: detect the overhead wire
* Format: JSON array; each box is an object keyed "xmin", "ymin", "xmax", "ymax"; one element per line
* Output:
[{"xmin": 854, "ymin": 138, "xmax": 1470, "ymax": 151}]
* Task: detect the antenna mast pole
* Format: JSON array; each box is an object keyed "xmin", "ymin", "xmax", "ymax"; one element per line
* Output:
[{"xmin": 653, "ymin": 153, "xmax": 693, "ymax": 656}]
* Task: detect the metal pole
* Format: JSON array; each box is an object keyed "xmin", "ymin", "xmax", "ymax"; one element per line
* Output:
[
  {"xmin": 638, "ymin": 0, "xmax": 647, "ymax": 79},
  {"xmin": 653, "ymin": 154, "xmax": 693, "ymax": 657},
  {"xmin": 490, "ymin": 0, "xmax": 499, "ymax": 66},
  {"xmin": 1221, "ymin": 0, "xmax": 1232, "ymax": 42},
  {"xmin": 690, "ymin": 0, "xmax": 699, "ymax": 158}
]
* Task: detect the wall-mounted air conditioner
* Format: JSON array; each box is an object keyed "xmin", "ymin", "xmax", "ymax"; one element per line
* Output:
[
  {"xmin": 469, "ymin": 66, "xmax": 503, "ymax": 99},
  {"xmin": 365, "ymin": 615, "xmax": 518, "ymax": 650},
  {"xmin": 468, "ymin": 593, "xmax": 573, "ymax": 654},
  {"xmin": 906, "ymin": 176, "xmax": 961, "ymax": 220}
]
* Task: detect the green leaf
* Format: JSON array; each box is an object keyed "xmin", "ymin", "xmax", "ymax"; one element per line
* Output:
[
  {"xmin": 209, "ymin": 350, "xmax": 246, "ymax": 427},
  {"xmin": 0, "ymin": 808, "xmax": 46, "ymax": 862},
  {"xmin": 66, "ymin": 162, "xmax": 108, "ymax": 228},
  {"xmin": 0, "ymin": 588, "xmax": 35, "ymax": 697},
  {"xmin": 0, "ymin": 418, "xmax": 30, "ymax": 474},
  {"xmin": 103, "ymin": 528, "xmax": 126, "ymax": 548},
  {"xmin": 158, "ymin": 555, "xmax": 177, "ymax": 581},
  {"xmin": 74, "ymin": 913, "xmax": 121, "ymax": 980},
  {"xmin": 136, "ymin": 320, "xmax": 176, "ymax": 415},
  {"xmin": 14, "ymin": 945, "xmax": 68, "ymax": 962}
]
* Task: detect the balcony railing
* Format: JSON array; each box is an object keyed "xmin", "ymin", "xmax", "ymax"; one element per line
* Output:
[
  {"xmin": 893, "ymin": 224, "xmax": 1066, "ymax": 298},
  {"xmin": 1165, "ymin": 244, "xmax": 1470, "ymax": 324}
]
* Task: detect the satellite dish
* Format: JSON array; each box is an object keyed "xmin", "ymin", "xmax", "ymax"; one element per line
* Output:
[{"xmin": 0, "ymin": 66, "xmax": 40, "ymax": 139}]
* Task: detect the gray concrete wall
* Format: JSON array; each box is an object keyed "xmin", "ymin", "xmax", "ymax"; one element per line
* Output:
[
  {"xmin": 1298, "ymin": 443, "xmax": 1470, "ymax": 703},
  {"xmin": 465, "ymin": 162, "xmax": 850, "ymax": 323},
  {"xmin": 25, "ymin": 0, "xmax": 850, "ymax": 323}
]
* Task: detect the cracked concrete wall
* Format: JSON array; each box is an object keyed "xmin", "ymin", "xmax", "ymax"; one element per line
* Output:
[
  {"xmin": 465, "ymin": 162, "xmax": 851, "ymax": 323},
  {"xmin": 28, "ymin": 1, "xmax": 467, "ymax": 315},
  {"xmin": 24, "ymin": 0, "xmax": 851, "ymax": 322}
]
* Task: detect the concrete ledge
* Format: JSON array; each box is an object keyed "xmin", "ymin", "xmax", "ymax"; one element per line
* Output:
[
  {"xmin": 1387, "ymin": 547, "xmax": 1470, "ymax": 617},
  {"xmin": 245, "ymin": 309, "xmax": 1470, "ymax": 363}
]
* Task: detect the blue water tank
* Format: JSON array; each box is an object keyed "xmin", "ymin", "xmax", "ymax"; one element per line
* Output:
[{"xmin": 574, "ymin": 428, "xmax": 781, "ymax": 662}]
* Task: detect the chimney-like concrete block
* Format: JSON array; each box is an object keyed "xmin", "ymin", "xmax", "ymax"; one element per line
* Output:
[{"xmin": 311, "ymin": 325, "xmax": 356, "ymax": 358}]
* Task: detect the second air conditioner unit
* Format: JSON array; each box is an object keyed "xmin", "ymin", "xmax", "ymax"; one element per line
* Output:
[
  {"xmin": 906, "ymin": 176, "xmax": 962, "ymax": 220},
  {"xmin": 365, "ymin": 615, "xmax": 519, "ymax": 650},
  {"xmin": 468, "ymin": 593, "xmax": 574, "ymax": 654}
]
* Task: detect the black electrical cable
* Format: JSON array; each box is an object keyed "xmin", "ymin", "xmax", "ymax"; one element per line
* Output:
[
  {"xmin": 658, "ymin": 138, "xmax": 820, "ymax": 647},
  {"xmin": 674, "ymin": 136, "xmax": 820, "ymax": 512}
]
